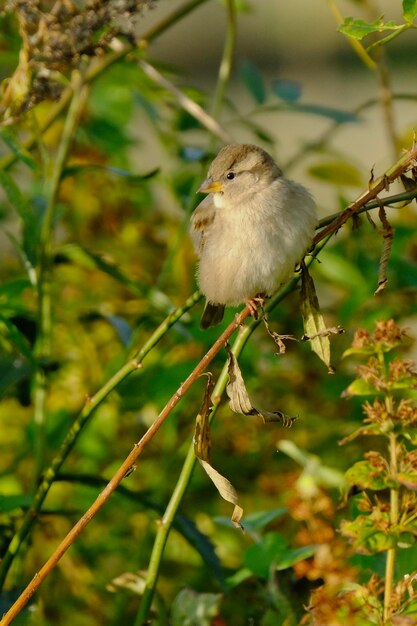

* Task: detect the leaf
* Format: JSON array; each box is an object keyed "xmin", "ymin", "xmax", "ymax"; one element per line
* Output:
[
  {"xmin": 239, "ymin": 60, "xmax": 266, "ymax": 104},
  {"xmin": 226, "ymin": 344, "xmax": 295, "ymax": 426},
  {"xmin": 171, "ymin": 589, "xmax": 222, "ymax": 626},
  {"xmin": 271, "ymin": 79, "xmax": 302, "ymax": 102},
  {"xmin": 340, "ymin": 515, "xmax": 396, "ymax": 554},
  {"xmin": 0, "ymin": 314, "xmax": 35, "ymax": 363},
  {"xmin": 342, "ymin": 377, "xmax": 379, "ymax": 397},
  {"xmin": 374, "ymin": 207, "xmax": 394, "ymax": 294},
  {"xmin": 0, "ymin": 170, "xmax": 35, "ymax": 226},
  {"xmin": 242, "ymin": 508, "xmax": 287, "ymax": 533},
  {"xmin": 0, "ymin": 494, "xmax": 33, "ymax": 512},
  {"xmin": 62, "ymin": 163, "xmax": 159, "ymax": 182},
  {"xmin": 194, "ymin": 374, "xmax": 243, "ymax": 529},
  {"xmin": 0, "ymin": 129, "xmax": 37, "ymax": 170},
  {"xmin": 403, "ymin": 0, "xmax": 417, "ymax": 22},
  {"xmin": 293, "ymin": 103, "xmax": 358, "ymax": 123},
  {"xmin": 308, "ymin": 161, "xmax": 363, "ymax": 187},
  {"xmin": 339, "ymin": 17, "xmax": 400, "ymax": 40},
  {"xmin": 57, "ymin": 244, "xmax": 145, "ymax": 294},
  {"xmin": 345, "ymin": 459, "xmax": 393, "ymax": 490},
  {"xmin": 300, "ymin": 264, "xmax": 333, "ymax": 372},
  {"xmin": 244, "ymin": 532, "xmax": 315, "ymax": 579}
]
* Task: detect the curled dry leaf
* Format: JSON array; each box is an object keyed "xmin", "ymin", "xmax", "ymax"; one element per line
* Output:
[
  {"xmin": 262, "ymin": 315, "xmax": 297, "ymax": 354},
  {"xmin": 194, "ymin": 373, "xmax": 243, "ymax": 529},
  {"xmin": 225, "ymin": 344, "xmax": 296, "ymax": 427},
  {"xmin": 301, "ymin": 325, "xmax": 344, "ymax": 342},
  {"xmin": 374, "ymin": 206, "xmax": 394, "ymax": 295},
  {"xmin": 300, "ymin": 262, "xmax": 334, "ymax": 373}
]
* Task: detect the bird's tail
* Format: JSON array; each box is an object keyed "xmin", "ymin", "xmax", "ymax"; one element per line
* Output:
[{"xmin": 200, "ymin": 301, "xmax": 225, "ymax": 329}]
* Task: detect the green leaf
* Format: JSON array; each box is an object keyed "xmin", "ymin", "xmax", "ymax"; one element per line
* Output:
[
  {"xmin": 57, "ymin": 244, "xmax": 145, "ymax": 294},
  {"xmin": 244, "ymin": 533, "xmax": 287, "ymax": 579},
  {"xmin": 171, "ymin": 589, "xmax": 222, "ymax": 626},
  {"xmin": 308, "ymin": 161, "xmax": 363, "ymax": 187},
  {"xmin": 0, "ymin": 170, "xmax": 35, "ymax": 225},
  {"xmin": 0, "ymin": 358, "xmax": 32, "ymax": 396},
  {"xmin": 242, "ymin": 508, "xmax": 287, "ymax": 533},
  {"xmin": 0, "ymin": 129, "xmax": 37, "ymax": 170},
  {"xmin": 342, "ymin": 377, "xmax": 379, "ymax": 397},
  {"xmin": 239, "ymin": 60, "xmax": 266, "ymax": 104},
  {"xmin": 271, "ymin": 79, "xmax": 301, "ymax": 102},
  {"xmin": 345, "ymin": 460, "xmax": 392, "ymax": 490},
  {"xmin": 296, "ymin": 103, "xmax": 358, "ymax": 123},
  {"xmin": 244, "ymin": 533, "xmax": 315, "ymax": 579},
  {"xmin": 341, "ymin": 515, "xmax": 396, "ymax": 554},
  {"xmin": 339, "ymin": 17, "xmax": 401, "ymax": 40},
  {"xmin": 0, "ymin": 314, "xmax": 35, "ymax": 363},
  {"xmin": 62, "ymin": 164, "xmax": 159, "ymax": 182},
  {"xmin": 300, "ymin": 264, "xmax": 332, "ymax": 372},
  {"xmin": 0, "ymin": 494, "xmax": 32, "ymax": 512},
  {"xmin": 403, "ymin": 0, "xmax": 417, "ymax": 23}
]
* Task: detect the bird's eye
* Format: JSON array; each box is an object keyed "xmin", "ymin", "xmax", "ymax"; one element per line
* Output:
[{"xmin": 226, "ymin": 172, "xmax": 235, "ymax": 180}]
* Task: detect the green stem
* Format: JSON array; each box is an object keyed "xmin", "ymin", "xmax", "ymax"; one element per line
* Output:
[
  {"xmin": 210, "ymin": 0, "xmax": 236, "ymax": 123},
  {"xmin": 0, "ymin": 291, "xmax": 201, "ymax": 590},
  {"xmin": 134, "ymin": 238, "xmax": 329, "ymax": 625},
  {"xmin": 384, "ymin": 410, "xmax": 398, "ymax": 621},
  {"xmin": 32, "ymin": 73, "xmax": 88, "ymax": 488}
]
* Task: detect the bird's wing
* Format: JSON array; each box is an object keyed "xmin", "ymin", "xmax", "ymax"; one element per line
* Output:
[{"xmin": 189, "ymin": 195, "xmax": 216, "ymax": 256}]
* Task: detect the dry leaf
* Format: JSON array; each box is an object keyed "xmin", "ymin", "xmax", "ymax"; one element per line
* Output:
[
  {"xmin": 225, "ymin": 344, "xmax": 295, "ymax": 427},
  {"xmin": 374, "ymin": 206, "xmax": 394, "ymax": 295},
  {"xmin": 262, "ymin": 315, "xmax": 297, "ymax": 354},
  {"xmin": 300, "ymin": 262, "xmax": 334, "ymax": 373},
  {"xmin": 301, "ymin": 325, "xmax": 344, "ymax": 341},
  {"xmin": 194, "ymin": 373, "xmax": 243, "ymax": 529}
]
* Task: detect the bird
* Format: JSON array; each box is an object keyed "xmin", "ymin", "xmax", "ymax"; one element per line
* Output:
[{"xmin": 190, "ymin": 143, "xmax": 317, "ymax": 329}]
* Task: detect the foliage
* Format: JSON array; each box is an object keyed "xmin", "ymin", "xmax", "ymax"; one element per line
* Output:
[{"xmin": 0, "ymin": 0, "xmax": 417, "ymax": 625}]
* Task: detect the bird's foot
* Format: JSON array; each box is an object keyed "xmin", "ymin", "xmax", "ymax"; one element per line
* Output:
[{"xmin": 245, "ymin": 294, "xmax": 266, "ymax": 319}]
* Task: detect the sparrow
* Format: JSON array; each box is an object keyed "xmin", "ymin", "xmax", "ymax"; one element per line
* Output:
[{"xmin": 190, "ymin": 143, "xmax": 317, "ymax": 329}]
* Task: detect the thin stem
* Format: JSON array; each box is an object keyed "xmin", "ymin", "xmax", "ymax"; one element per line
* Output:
[
  {"xmin": 0, "ymin": 291, "xmax": 201, "ymax": 591},
  {"xmin": 327, "ymin": 0, "xmax": 376, "ymax": 70},
  {"xmin": 313, "ymin": 143, "xmax": 417, "ymax": 245},
  {"xmin": 138, "ymin": 60, "xmax": 232, "ymax": 142},
  {"xmin": 32, "ymin": 73, "xmax": 88, "ymax": 488},
  {"xmin": 210, "ymin": 0, "xmax": 236, "ymax": 122},
  {"xmin": 384, "ymin": 401, "xmax": 399, "ymax": 620}
]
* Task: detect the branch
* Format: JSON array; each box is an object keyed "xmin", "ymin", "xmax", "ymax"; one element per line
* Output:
[
  {"xmin": 314, "ymin": 144, "xmax": 417, "ymax": 245},
  {"xmin": 138, "ymin": 60, "xmax": 233, "ymax": 142}
]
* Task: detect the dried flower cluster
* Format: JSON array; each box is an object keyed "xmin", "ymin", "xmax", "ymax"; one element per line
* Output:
[{"xmin": 1, "ymin": 0, "xmax": 155, "ymax": 119}]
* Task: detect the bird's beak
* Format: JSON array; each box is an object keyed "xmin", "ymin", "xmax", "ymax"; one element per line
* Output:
[{"xmin": 197, "ymin": 177, "xmax": 223, "ymax": 194}]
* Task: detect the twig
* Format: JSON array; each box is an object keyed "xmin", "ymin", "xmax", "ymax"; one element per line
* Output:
[
  {"xmin": 313, "ymin": 144, "xmax": 417, "ymax": 245},
  {"xmin": 138, "ymin": 60, "xmax": 233, "ymax": 143}
]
